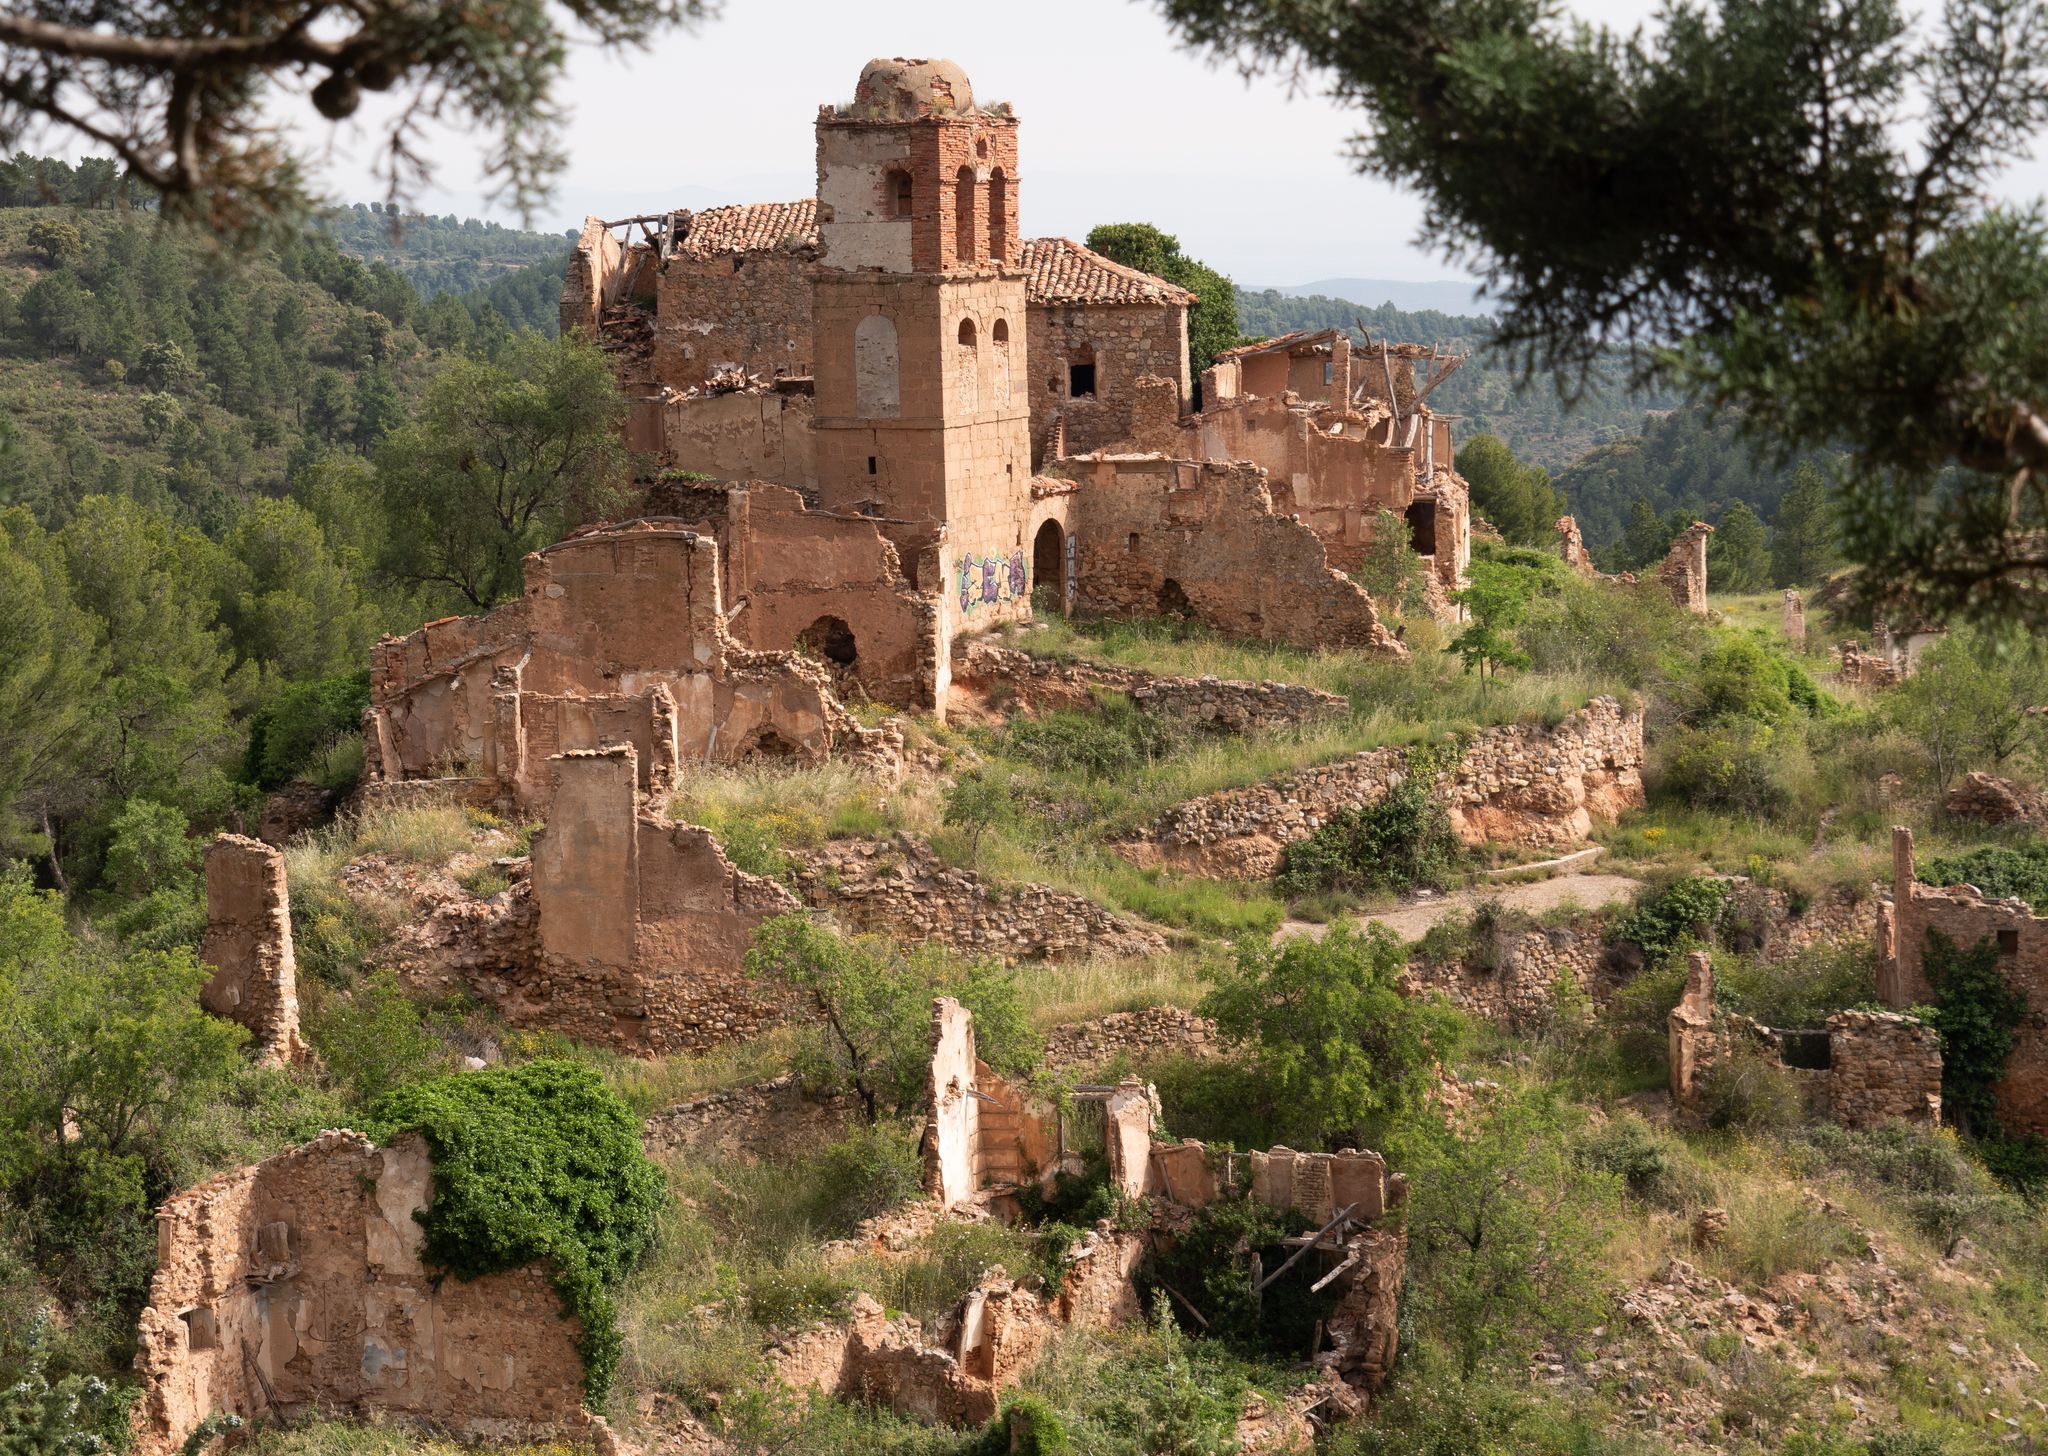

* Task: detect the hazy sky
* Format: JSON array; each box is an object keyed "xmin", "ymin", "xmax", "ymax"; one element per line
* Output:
[{"xmin": 283, "ymin": 0, "xmax": 2048, "ymax": 288}]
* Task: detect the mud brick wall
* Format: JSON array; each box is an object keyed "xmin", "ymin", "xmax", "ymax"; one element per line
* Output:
[
  {"xmin": 657, "ymin": 248, "xmax": 815, "ymax": 391},
  {"xmin": 133, "ymin": 1131, "xmax": 588, "ymax": 1456},
  {"xmin": 791, "ymin": 835, "xmax": 1165, "ymax": 962},
  {"xmin": 1057, "ymin": 454, "xmax": 1406, "ymax": 656},
  {"xmin": 199, "ymin": 835, "xmax": 304, "ymax": 1066},
  {"xmin": 1128, "ymin": 697, "xmax": 1645, "ymax": 877},
  {"xmin": 950, "ymin": 638, "xmax": 1346, "ymax": 733},
  {"xmin": 1828, "ymin": 1011, "xmax": 1942, "ymax": 1128},
  {"xmin": 529, "ymin": 748, "xmax": 799, "ymax": 1055}
]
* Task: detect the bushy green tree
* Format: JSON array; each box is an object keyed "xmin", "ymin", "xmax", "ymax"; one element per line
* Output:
[
  {"xmin": 1922, "ymin": 930, "xmax": 2029, "ymax": 1136},
  {"xmin": 1201, "ymin": 921, "xmax": 1460, "ymax": 1147},
  {"xmin": 218, "ymin": 497, "xmax": 380, "ymax": 682},
  {"xmin": 0, "ymin": 869, "xmax": 245, "ymax": 1310},
  {"xmin": 0, "ymin": 510, "xmax": 102, "ymax": 875},
  {"xmin": 1156, "ymin": 0, "xmax": 2048, "ymax": 627},
  {"xmin": 1771, "ymin": 462, "xmax": 1839, "ymax": 588},
  {"xmin": 1884, "ymin": 627, "xmax": 2048, "ymax": 794},
  {"xmin": 1085, "ymin": 223, "xmax": 1242, "ymax": 378},
  {"xmin": 23, "ymin": 217, "xmax": 80, "ymax": 265},
  {"xmin": 1456, "ymin": 434, "xmax": 1561, "ymax": 546},
  {"xmin": 1447, "ymin": 557, "xmax": 1539, "ymax": 691},
  {"xmin": 1390, "ymin": 1089, "xmax": 1619, "ymax": 1377},
  {"xmin": 374, "ymin": 334, "xmax": 632, "ymax": 609},
  {"xmin": 1709, "ymin": 500, "xmax": 1770, "ymax": 592},
  {"xmin": 1353, "ymin": 506, "xmax": 1428, "ymax": 615},
  {"xmin": 744, "ymin": 914, "xmax": 1038, "ymax": 1122}
]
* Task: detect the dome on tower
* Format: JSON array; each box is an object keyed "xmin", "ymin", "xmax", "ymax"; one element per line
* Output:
[{"xmin": 851, "ymin": 57, "xmax": 974, "ymax": 120}]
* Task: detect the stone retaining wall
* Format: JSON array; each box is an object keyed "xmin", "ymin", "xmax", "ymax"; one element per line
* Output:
[
  {"xmin": 1042, "ymin": 1006, "xmax": 1219, "ymax": 1072},
  {"xmin": 1126, "ymin": 697, "xmax": 1644, "ymax": 877},
  {"xmin": 951, "ymin": 638, "xmax": 1347, "ymax": 735},
  {"xmin": 790, "ymin": 834, "xmax": 1165, "ymax": 961}
]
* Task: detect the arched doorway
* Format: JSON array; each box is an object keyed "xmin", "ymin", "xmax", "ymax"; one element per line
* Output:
[
  {"xmin": 1032, "ymin": 519, "xmax": 1065, "ymax": 610},
  {"xmin": 796, "ymin": 615, "xmax": 858, "ymax": 666}
]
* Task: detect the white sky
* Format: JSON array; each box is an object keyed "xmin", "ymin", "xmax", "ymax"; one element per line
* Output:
[{"xmin": 201, "ymin": 0, "xmax": 2048, "ymax": 286}]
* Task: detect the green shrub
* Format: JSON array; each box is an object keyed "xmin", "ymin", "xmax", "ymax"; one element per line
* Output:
[
  {"xmin": 0, "ymin": 1313, "xmax": 134, "ymax": 1456},
  {"xmin": 1698, "ymin": 1041, "xmax": 1806, "ymax": 1130},
  {"xmin": 1657, "ymin": 721, "xmax": 1795, "ymax": 816},
  {"xmin": 1142, "ymin": 1195, "xmax": 1323, "ymax": 1358},
  {"xmin": 367, "ymin": 1059, "xmax": 665, "ymax": 1402},
  {"xmin": 1201, "ymin": 921, "xmax": 1461, "ymax": 1148},
  {"xmin": 1716, "ymin": 943, "xmax": 1877, "ymax": 1027},
  {"xmin": 1612, "ymin": 876, "xmax": 1732, "ymax": 964},
  {"xmin": 243, "ymin": 672, "xmax": 371, "ymax": 790},
  {"xmin": 1001, "ymin": 695, "xmax": 1190, "ymax": 780},
  {"xmin": 1274, "ymin": 751, "xmax": 1461, "ymax": 899},
  {"xmin": 1577, "ymin": 1115, "xmax": 1706, "ymax": 1208},
  {"xmin": 1921, "ymin": 929, "xmax": 2028, "ymax": 1136},
  {"xmin": 804, "ymin": 1122, "xmax": 924, "ymax": 1232},
  {"xmin": 1922, "ymin": 842, "xmax": 2048, "ymax": 913},
  {"xmin": 305, "ymin": 971, "xmax": 450, "ymax": 1107}
]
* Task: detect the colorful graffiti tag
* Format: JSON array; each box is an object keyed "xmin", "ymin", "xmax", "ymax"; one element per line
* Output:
[{"xmin": 957, "ymin": 549, "xmax": 1030, "ymax": 613}]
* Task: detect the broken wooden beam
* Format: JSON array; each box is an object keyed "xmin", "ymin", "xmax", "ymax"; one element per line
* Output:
[
  {"xmin": 1256, "ymin": 1204, "xmax": 1356, "ymax": 1293},
  {"xmin": 1309, "ymin": 1248, "xmax": 1362, "ymax": 1293}
]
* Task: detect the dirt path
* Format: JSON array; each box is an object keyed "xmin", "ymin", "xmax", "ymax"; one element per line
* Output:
[{"xmin": 1277, "ymin": 871, "xmax": 1642, "ymax": 944}]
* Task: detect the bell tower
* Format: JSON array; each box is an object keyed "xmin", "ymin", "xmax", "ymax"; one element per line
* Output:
[{"xmin": 809, "ymin": 58, "xmax": 1035, "ymax": 634}]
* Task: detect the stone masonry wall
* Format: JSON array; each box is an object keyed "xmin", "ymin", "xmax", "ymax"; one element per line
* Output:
[
  {"xmin": 1056, "ymin": 453, "xmax": 1407, "ymax": 656},
  {"xmin": 1881, "ymin": 825, "xmax": 2048, "ymax": 1135},
  {"xmin": 133, "ymin": 1131, "xmax": 589, "ymax": 1456},
  {"xmin": 950, "ymin": 637, "xmax": 1347, "ymax": 734},
  {"xmin": 1660, "ymin": 522, "xmax": 1713, "ymax": 613},
  {"xmin": 1029, "ymin": 300, "xmax": 1189, "ymax": 466},
  {"xmin": 1126, "ymin": 697, "xmax": 1645, "ymax": 877},
  {"xmin": 199, "ymin": 835, "xmax": 304, "ymax": 1067},
  {"xmin": 1828, "ymin": 1011, "xmax": 1943, "ymax": 1128},
  {"xmin": 790, "ymin": 834, "xmax": 1166, "ymax": 962}
]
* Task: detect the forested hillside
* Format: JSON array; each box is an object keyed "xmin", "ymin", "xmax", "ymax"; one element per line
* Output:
[
  {"xmin": 315, "ymin": 202, "xmax": 572, "ymax": 299},
  {"xmin": 1235, "ymin": 286, "xmax": 1679, "ymax": 468},
  {"xmin": 0, "ymin": 201, "xmax": 617, "ymax": 913}
]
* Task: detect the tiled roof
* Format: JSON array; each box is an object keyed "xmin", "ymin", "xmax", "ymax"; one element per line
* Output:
[
  {"xmin": 668, "ymin": 203, "xmax": 1191, "ymax": 307},
  {"xmin": 676, "ymin": 199, "xmax": 819, "ymax": 257},
  {"xmin": 1019, "ymin": 237, "xmax": 1195, "ymax": 306},
  {"xmin": 1214, "ymin": 327, "xmax": 1343, "ymax": 360}
]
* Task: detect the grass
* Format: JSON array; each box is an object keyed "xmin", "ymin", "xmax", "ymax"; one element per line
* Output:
[{"xmin": 669, "ymin": 761, "xmax": 938, "ymax": 877}]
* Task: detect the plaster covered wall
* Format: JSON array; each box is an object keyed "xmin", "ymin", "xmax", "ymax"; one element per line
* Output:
[
  {"xmin": 133, "ymin": 1131, "xmax": 588, "ymax": 1456},
  {"xmin": 528, "ymin": 747, "xmax": 799, "ymax": 1054},
  {"xmin": 1056, "ymin": 454, "xmax": 1406, "ymax": 655}
]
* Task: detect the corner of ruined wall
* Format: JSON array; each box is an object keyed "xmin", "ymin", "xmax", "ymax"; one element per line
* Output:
[
  {"xmin": 561, "ymin": 217, "xmax": 623, "ymax": 340},
  {"xmin": 199, "ymin": 834, "xmax": 304, "ymax": 1067},
  {"xmin": 1828, "ymin": 1010, "xmax": 1943, "ymax": 1128}
]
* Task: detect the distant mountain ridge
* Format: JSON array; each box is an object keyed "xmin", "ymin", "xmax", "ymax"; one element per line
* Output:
[{"xmin": 1254, "ymin": 277, "xmax": 1494, "ymax": 317}]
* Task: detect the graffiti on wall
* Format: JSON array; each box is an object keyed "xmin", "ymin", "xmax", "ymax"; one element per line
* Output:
[{"xmin": 958, "ymin": 549, "xmax": 1030, "ymax": 613}]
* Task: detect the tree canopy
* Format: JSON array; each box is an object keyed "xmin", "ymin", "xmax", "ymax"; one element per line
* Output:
[
  {"xmin": 0, "ymin": 1, "xmax": 715, "ymax": 238},
  {"xmin": 1155, "ymin": 0, "xmax": 2048, "ymax": 628},
  {"xmin": 1086, "ymin": 222, "xmax": 1244, "ymax": 379}
]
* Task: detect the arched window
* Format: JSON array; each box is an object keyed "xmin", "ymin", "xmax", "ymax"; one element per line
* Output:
[
  {"xmin": 889, "ymin": 168, "xmax": 913, "ymax": 218},
  {"xmin": 991, "ymin": 318, "xmax": 1011, "ymax": 407},
  {"xmin": 954, "ymin": 165, "xmax": 978, "ymax": 265},
  {"xmin": 853, "ymin": 314, "xmax": 900, "ymax": 418},
  {"xmin": 955, "ymin": 316, "xmax": 979, "ymax": 413},
  {"xmin": 988, "ymin": 169, "xmax": 1009, "ymax": 263}
]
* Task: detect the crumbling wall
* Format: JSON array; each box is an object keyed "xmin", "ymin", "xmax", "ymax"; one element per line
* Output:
[
  {"xmin": 561, "ymin": 216, "xmax": 624, "ymax": 340},
  {"xmin": 198, "ymin": 835, "xmax": 304, "ymax": 1067},
  {"xmin": 791, "ymin": 835, "xmax": 1165, "ymax": 961},
  {"xmin": 362, "ymin": 523, "xmax": 898, "ymax": 810},
  {"xmin": 1880, "ymin": 825, "xmax": 2048, "ymax": 1134},
  {"xmin": 657, "ymin": 243, "xmax": 815, "ymax": 392},
  {"xmin": 1782, "ymin": 589, "xmax": 1805, "ymax": 642},
  {"xmin": 950, "ymin": 637, "xmax": 1347, "ymax": 732},
  {"xmin": 1404, "ymin": 917, "xmax": 1615, "ymax": 1028},
  {"xmin": 1659, "ymin": 522, "xmax": 1713, "ymax": 613},
  {"xmin": 1672, "ymin": 944, "xmax": 1941, "ymax": 1129},
  {"xmin": 1838, "ymin": 639, "xmax": 1901, "ymax": 688},
  {"xmin": 1043, "ymin": 1007, "xmax": 1220, "ymax": 1073},
  {"xmin": 1057, "ymin": 454, "xmax": 1406, "ymax": 656},
  {"xmin": 1945, "ymin": 771, "xmax": 2048, "ymax": 827},
  {"xmin": 1028, "ymin": 296, "xmax": 1190, "ymax": 466},
  {"xmin": 1557, "ymin": 515, "xmax": 1597, "ymax": 574},
  {"xmin": 524, "ymin": 746, "xmax": 800, "ymax": 1054},
  {"xmin": 133, "ymin": 1131, "xmax": 589, "ymax": 1456},
  {"xmin": 657, "ymin": 389, "xmax": 818, "ymax": 486},
  {"xmin": 1828, "ymin": 1011, "xmax": 1942, "ymax": 1128},
  {"xmin": 1126, "ymin": 697, "xmax": 1646, "ymax": 877}
]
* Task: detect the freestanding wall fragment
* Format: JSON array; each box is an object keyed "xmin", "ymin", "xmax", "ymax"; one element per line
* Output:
[
  {"xmin": 199, "ymin": 834, "xmax": 304, "ymax": 1067},
  {"xmin": 133, "ymin": 1131, "xmax": 589, "ymax": 1455}
]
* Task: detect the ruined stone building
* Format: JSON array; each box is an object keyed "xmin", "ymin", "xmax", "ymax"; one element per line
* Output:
[
  {"xmin": 199, "ymin": 835, "xmax": 304, "ymax": 1068},
  {"xmin": 133, "ymin": 1131, "xmax": 591, "ymax": 1456},
  {"xmin": 559, "ymin": 57, "xmax": 1468, "ymax": 704},
  {"xmin": 362, "ymin": 519, "xmax": 904, "ymax": 807},
  {"xmin": 1659, "ymin": 521, "xmax": 1713, "ymax": 613},
  {"xmin": 1881, "ymin": 826, "xmax": 2048, "ymax": 1134},
  {"xmin": 1667, "ymin": 951, "xmax": 1942, "ymax": 1130}
]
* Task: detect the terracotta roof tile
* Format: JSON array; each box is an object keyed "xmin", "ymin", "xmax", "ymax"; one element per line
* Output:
[
  {"xmin": 1019, "ymin": 237, "xmax": 1195, "ymax": 306},
  {"xmin": 676, "ymin": 200, "xmax": 819, "ymax": 257},
  {"xmin": 667, "ymin": 203, "xmax": 1191, "ymax": 307}
]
